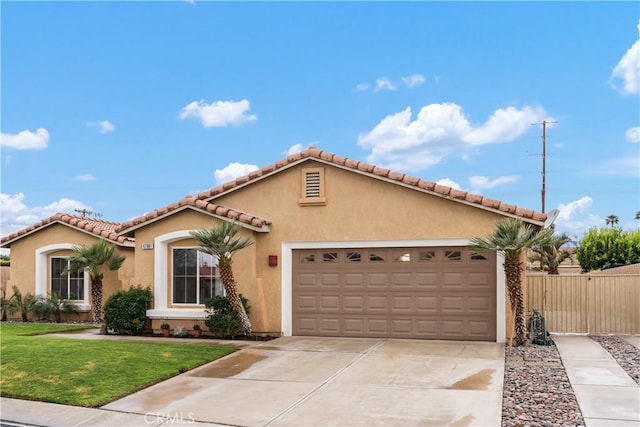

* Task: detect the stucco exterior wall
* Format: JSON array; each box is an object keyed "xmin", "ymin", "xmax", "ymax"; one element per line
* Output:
[
  {"xmin": 203, "ymin": 160, "xmax": 510, "ymax": 334},
  {"xmin": 4, "ymin": 223, "xmax": 134, "ymax": 321}
]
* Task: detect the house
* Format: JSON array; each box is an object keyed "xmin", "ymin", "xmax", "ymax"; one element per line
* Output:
[{"xmin": 1, "ymin": 147, "xmax": 546, "ymax": 342}]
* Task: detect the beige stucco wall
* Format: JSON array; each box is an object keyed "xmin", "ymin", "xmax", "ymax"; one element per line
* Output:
[
  {"xmin": 4, "ymin": 223, "xmax": 134, "ymax": 321},
  {"xmin": 138, "ymin": 159, "xmax": 510, "ymax": 334}
]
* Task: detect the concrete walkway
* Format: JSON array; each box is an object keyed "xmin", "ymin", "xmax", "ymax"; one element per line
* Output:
[{"xmin": 553, "ymin": 335, "xmax": 640, "ymax": 427}]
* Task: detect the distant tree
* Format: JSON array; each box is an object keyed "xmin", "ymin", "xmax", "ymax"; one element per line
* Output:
[
  {"xmin": 576, "ymin": 227, "xmax": 640, "ymax": 272},
  {"xmin": 65, "ymin": 239, "xmax": 125, "ymax": 325},
  {"xmin": 605, "ymin": 214, "xmax": 619, "ymax": 228},
  {"xmin": 471, "ymin": 218, "xmax": 552, "ymax": 347},
  {"xmin": 529, "ymin": 232, "xmax": 573, "ymax": 274},
  {"xmin": 636, "ymin": 211, "xmax": 640, "ymax": 221}
]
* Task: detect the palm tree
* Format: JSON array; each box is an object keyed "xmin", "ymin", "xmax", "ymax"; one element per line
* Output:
[
  {"xmin": 471, "ymin": 218, "xmax": 552, "ymax": 346},
  {"xmin": 65, "ymin": 239, "xmax": 125, "ymax": 324},
  {"xmin": 636, "ymin": 211, "xmax": 640, "ymax": 221},
  {"xmin": 190, "ymin": 221, "xmax": 254, "ymax": 334},
  {"xmin": 605, "ymin": 214, "xmax": 619, "ymax": 228},
  {"xmin": 529, "ymin": 232, "xmax": 573, "ymax": 275}
]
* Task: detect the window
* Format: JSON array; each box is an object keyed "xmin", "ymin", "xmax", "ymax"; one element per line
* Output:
[
  {"xmin": 50, "ymin": 257, "xmax": 84, "ymax": 300},
  {"xmin": 346, "ymin": 252, "xmax": 361, "ymax": 262},
  {"xmin": 369, "ymin": 252, "xmax": 385, "ymax": 262},
  {"xmin": 419, "ymin": 250, "xmax": 436, "ymax": 262},
  {"xmin": 172, "ymin": 248, "xmax": 223, "ymax": 304},
  {"xmin": 299, "ymin": 167, "xmax": 326, "ymax": 205},
  {"xmin": 323, "ymin": 252, "xmax": 338, "ymax": 262},
  {"xmin": 445, "ymin": 250, "xmax": 462, "ymax": 261}
]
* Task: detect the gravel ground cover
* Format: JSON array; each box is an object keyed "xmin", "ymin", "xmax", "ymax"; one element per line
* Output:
[
  {"xmin": 502, "ymin": 342, "xmax": 584, "ymax": 427},
  {"xmin": 589, "ymin": 335, "xmax": 640, "ymax": 384}
]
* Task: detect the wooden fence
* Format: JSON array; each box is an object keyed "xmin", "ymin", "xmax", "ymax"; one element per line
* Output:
[{"xmin": 526, "ymin": 274, "xmax": 639, "ymax": 334}]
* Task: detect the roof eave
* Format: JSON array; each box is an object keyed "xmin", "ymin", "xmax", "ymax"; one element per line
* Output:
[{"xmin": 117, "ymin": 205, "xmax": 271, "ymax": 235}]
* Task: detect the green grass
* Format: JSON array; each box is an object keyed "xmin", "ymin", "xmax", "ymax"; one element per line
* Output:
[{"xmin": 0, "ymin": 323, "xmax": 236, "ymax": 407}]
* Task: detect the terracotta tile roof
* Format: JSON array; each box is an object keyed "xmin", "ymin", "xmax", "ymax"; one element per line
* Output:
[
  {"xmin": 0, "ymin": 213, "xmax": 134, "ymax": 247},
  {"xmin": 195, "ymin": 146, "xmax": 547, "ymax": 224},
  {"xmin": 590, "ymin": 263, "xmax": 640, "ymax": 275},
  {"xmin": 117, "ymin": 196, "xmax": 271, "ymax": 234}
]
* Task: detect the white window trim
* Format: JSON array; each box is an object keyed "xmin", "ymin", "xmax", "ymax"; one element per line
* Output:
[
  {"xmin": 147, "ymin": 230, "xmax": 208, "ymax": 319},
  {"xmin": 281, "ymin": 239, "xmax": 506, "ymax": 343},
  {"xmin": 35, "ymin": 244, "xmax": 90, "ymax": 312}
]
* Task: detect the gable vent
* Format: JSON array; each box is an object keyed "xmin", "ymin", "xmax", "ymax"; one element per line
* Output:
[{"xmin": 305, "ymin": 171, "xmax": 321, "ymax": 198}]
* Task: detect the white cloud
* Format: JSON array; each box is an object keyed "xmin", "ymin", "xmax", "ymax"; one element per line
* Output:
[
  {"xmin": 75, "ymin": 174, "xmax": 96, "ymax": 181},
  {"xmin": 469, "ymin": 175, "xmax": 520, "ymax": 190},
  {"xmin": 435, "ymin": 178, "xmax": 462, "ymax": 190},
  {"xmin": 401, "ymin": 74, "xmax": 426, "ymax": 88},
  {"xmin": 355, "ymin": 83, "xmax": 370, "ymax": 91},
  {"xmin": 374, "ymin": 78, "xmax": 397, "ymax": 92},
  {"xmin": 609, "ymin": 20, "xmax": 640, "ymax": 95},
  {"xmin": 625, "ymin": 126, "xmax": 640, "ymax": 143},
  {"xmin": 0, "ymin": 128, "xmax": 49, "ymax": 150},
  {"xmin": 358, "ymin": 102, "xmax": 548, "ymax": 171},
  {"xmin": 286, "ymin": 144, "xmax": 304, "ymax": 155},
  {"xmin": 178, "ymin": 99, "xmax": 257, "ymax": 127},
  {"xmin": 214, "ymin": 162, "xmax": 259, "ymax": 185},
  {"xmin": 464, "ymin": 106, "xmax": 548, "ymax": 145},
  {"xmin": 0, "ymin": 193, "xmax": 91, "ymax": 238},
  {"xmin": 87, "ymin": 120, "xmax": 115, "ymax": 134},
  {"xmin": 553, "ymin": 196, "xmax": 603, "ymax": 236}
]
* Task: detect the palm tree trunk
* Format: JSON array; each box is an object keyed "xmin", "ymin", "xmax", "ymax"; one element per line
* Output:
[
  {"xmin": 218, "ymin": 261, "xmax": 251, "ymax": 334},
  {"xmin": 504, "ymin": 259, "xmax": 527, "ymax": 346},
  {"xmin": 91, "ymin": 278, "xmax": 103, "ymax": 324}
]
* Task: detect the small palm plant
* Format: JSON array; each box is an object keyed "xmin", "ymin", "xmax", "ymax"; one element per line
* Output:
[
  {"xmin": 8, "ymin": 285, "xmax": 37, "ymax": 322},
  {"xmin": 65, "ymin": 239, "xmax": 125, "ymax": 325},
  {"xmin": 34, "ymin": 292, "xmax": 79, "ymax": 323},
  {"xmin": 190, "ymin": 221, "xmax": 254, "ymax": 335},
  {"xmin": 1, "ymin": 287, "xmax": 18, "ymax": 321},
  {"xmin": 471, "ymin": 218, "xmax": 552, "ymax": 347}
]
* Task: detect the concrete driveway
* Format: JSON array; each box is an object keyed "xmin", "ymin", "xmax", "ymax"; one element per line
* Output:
[{"xmin": 103, "ymin": 337, "xmax": 504, "ymax": 427}]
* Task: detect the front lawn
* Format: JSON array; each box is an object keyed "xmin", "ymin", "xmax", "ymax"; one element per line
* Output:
[{"xmin": 0, "ymin": 323, "xmax": 236, "ymax": 407}]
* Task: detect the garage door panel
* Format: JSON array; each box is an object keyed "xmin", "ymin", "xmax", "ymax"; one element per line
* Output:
[
  {"xmin": 391, "ymin": 273, "xmax": 413, "ymax": 287},
  {"xmin": 319, "ymin": 273, "xmax": 340, "ymax": 287},
  {"xmin": 442, "ymin": 296, "xmax": 465, "ymax": 313},
  {"xmin": 416, "ymin": 296, "xmax": 439, "ymax": 313},
  {"xmin": 366, "ymin": 295, "xmax": 388, "ymax": 311},
  {"xmin": 344, "ymin": 273, "xmax": 365, "ymax": 287},
  {"xmin": 292, "ymin": 247, "xmax": 496, "ymax": 341},
  {"xmin": 367, "ymin": 273, "xmax": 388, "ymax": 288},
  {"xmin": 391, "ymin": 295, "xmax": 413, "ymax": 311},
  {"xmin": 297, "ymin": 295, "xmax": 318, "ymax": 310},
  {"xmin": 343, "ymin": 295, "xmax": 364, "ymax": 311},
  {"xmin": 320, "ymin": 296, "xmax": 340, "ymax": 311}
]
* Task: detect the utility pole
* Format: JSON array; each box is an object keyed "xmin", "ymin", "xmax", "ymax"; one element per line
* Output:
[
  {"xmin": 539, "ymin": 120, "xmax": 556, "ymax": 214},
  {"xmin": 541, "ymin": 120, "xmax": 547, "ymax": 213}
]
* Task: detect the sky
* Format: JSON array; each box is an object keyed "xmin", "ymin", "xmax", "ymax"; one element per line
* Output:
[{"xmin": 1, "ymin": 2, "xmax": 639, "ymax": 250}]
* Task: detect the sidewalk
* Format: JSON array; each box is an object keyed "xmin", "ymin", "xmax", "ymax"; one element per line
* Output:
[
  {"xmin": 553, "ymin": 335, "xmax": 640, "ymax": 427},
  {"xmin": 0, "ymin": 397, "xmax": 225, "ymax": 427}
]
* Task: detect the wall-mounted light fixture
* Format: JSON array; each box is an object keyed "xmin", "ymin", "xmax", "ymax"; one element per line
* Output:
[{"xmin": 268, "ymin": 255, "xmax": 278, "ymax": 267}]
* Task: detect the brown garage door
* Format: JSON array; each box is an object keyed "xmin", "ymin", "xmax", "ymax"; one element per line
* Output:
[{"xmin": 292, "ymin": 247, "xmax": 496, "ymax": 341}]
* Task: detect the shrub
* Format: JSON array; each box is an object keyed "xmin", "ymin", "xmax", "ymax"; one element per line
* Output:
[
  {"xmin": 204, "ymin": 295, "xmax": 250, "ymax": 338},
  {"xmin": 33, "ymin": 292, "xmax": 79, "ymax": 323},
  {"xmin": 104, "ymin": 286, "xmax": 152, "ymax": 335}
]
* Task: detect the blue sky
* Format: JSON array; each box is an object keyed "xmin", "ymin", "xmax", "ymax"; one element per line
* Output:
[{"xmin": 1, "ymin": 2, "xmax": 639, "ymax": 247}]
